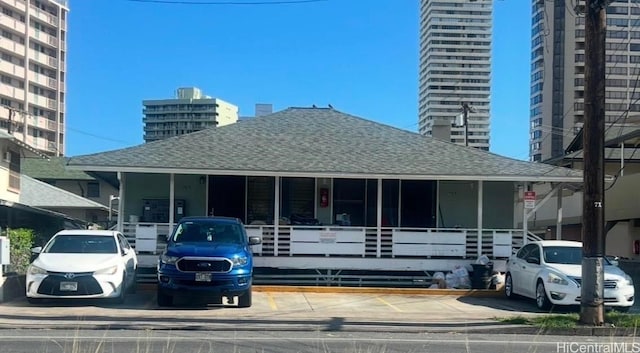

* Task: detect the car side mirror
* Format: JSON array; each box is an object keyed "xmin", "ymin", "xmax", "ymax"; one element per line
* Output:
[
  {"xmin": 122, "ymin": 248, "xmax": 130, "ymax": 256},
  {"xmin": 31, "ymin": 247, "xmax": 42, "ymax": 254},
  {"xmin": 526, "ymin": 257, "xmax": 540, "ymax": 265},
  {"xmin": 248, "ymin": 236, "xmax": 261, "ymax": 245}
]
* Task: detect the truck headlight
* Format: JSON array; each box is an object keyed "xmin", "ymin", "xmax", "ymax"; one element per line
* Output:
[
  {"xmin": 27, "ymin": 265, "xmax": 47, "ymax": 275},
  {"xmin": 547, "ymin": 273, "xmax": 568, "ymax": 285},
  {"xmin": 624, "ymin": 274, "xmax": 633, "ymax": 286},
  {"xmin": 160, "ymin": 254, "xmax": 179, "ymax": 265},
  {"xmin": 232, "ymin": 256, "xmax": 248, "ymax": 267}
]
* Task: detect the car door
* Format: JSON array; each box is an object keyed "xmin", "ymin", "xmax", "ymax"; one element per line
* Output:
[
  {"xmin": 117, "ymin": 234, "xmax": 136, "ymax": 286},
  {"xmin": 519, "ymin": 244, "xmax": 542, "ymax": 298},
  {"xmin": 509, "ymin": 244, "xmax": 531, "ymax": 295}
]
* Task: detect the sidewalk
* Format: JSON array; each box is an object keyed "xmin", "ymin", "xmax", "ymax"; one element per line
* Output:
[{"xmin": 0, "ymin": 285, "xmax": 637, "ymax": 336}]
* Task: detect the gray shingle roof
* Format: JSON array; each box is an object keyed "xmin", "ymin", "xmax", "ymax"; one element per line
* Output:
[
  {"xmin": 67, "ymin": 108, "xmax": 583, "ymax": 182},
  {"xmin": 22, "ymin": 156, "xmax": 95, "ymax": 180},
  {"xmin": 20, "ymin": 175, "xmax": 109, "ymax": 210}
]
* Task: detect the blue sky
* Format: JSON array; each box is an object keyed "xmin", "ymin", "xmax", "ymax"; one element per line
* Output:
[{"xmin": 66, "ymin": 0, "xmax": 531, "ymax": 160}]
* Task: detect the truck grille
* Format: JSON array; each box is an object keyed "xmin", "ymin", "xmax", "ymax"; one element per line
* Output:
[{"xmin": 176, "ymin": 258, "xmax": 232, "ymax": 273}]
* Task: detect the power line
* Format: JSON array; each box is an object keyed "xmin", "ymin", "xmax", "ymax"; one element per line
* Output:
[{"xmin": 122, "ymin": 0, "xmax": 326, "ymax": 5}]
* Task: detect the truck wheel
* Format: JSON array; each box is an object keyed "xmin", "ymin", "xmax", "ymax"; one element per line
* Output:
[
  {"xmin": 237, "ymin": 287, "xmax": 252, "ymax": 308},
  {"xmin": 157, "ymin": 289, "xmax": 173, "ymax": 307}
]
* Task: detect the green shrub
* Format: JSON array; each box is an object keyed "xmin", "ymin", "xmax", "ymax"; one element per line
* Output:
[{"xmin": 5, "ymin": 228, "xmax": 35, "ymax": 275}]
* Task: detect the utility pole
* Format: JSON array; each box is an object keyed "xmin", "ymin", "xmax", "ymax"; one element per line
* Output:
[
  {"xmin": 580, "ymin": 0, "xmax": 608, "ymax": 326},
  {"xmin": 461, "ymin": 102, "xmax": 472, "ymax": 147}
]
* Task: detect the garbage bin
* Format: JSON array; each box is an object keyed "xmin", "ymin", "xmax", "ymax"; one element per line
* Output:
[{"xmin": 471, "ymin": 262, "xmax": 493, "ymax": 289}]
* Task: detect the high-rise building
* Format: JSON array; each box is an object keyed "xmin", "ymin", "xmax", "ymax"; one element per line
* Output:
[
  {"xmin": 0, "ymin": 0, "xmax": 68, "ymax": 156},
  {"xmin": 418, "ymin": 0, "xmax": 492, "ymax": 150},
  {"xmin": 529, "ymin": 0, "xmax": 640, "ymax": 162},
  {"xmin": 143, "ymin": 87, "xmax": 238, "ymax": 143}
]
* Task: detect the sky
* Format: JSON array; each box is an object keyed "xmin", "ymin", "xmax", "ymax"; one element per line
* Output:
[{"xmin": 65, "ymin": 0, "xmax": 532, "ymax": 160}]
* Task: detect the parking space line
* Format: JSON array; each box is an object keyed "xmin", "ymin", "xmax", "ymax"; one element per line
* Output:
[
  {"xmin": 376, "ymin": 296, "xmax": 402, "ymax": 312},
  {"xmin": 266, "ymin": 292, "xmax": 278, "ymax": 310}
]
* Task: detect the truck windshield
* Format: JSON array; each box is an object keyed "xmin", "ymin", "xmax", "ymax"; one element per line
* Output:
[{"xmin": 172, "ymin": 221, "xmax": 244, "ymax": 244}]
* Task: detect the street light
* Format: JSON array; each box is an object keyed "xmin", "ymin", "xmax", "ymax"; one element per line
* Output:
[{"xmin": 108, "ymin": 195, "xmax": 120, "ymax": 229}]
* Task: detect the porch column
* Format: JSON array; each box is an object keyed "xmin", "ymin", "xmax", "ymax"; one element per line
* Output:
[
  {"xmin": 274, "ymin": 176, "xmax": 280, "ymax": 256},
  {"xmin": 377, "ymin": 178, "xmax": 382, "ymax": 258},
  {"xmin": 169, "ymin": 174, "xmax": 175, "ymax": 230},
  {"xmin": 477, "ymin": 180, "xmax": 483, "ymax": 256},
  {"xmin": 523, "ymin": 182, "xmax": 529, "ymax": 245},
  {"xmin": 556, "ymin": 187, "xmax": 563, "ymax": 240},
  {"xmin": 117, "ymin": 172, "xmax": 125, "ymax": 232},
  {"xmin": 621, "ymin": 143, "xmax": 625, "ymax": 177}
]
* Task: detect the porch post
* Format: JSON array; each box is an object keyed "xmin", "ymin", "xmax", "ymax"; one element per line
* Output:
[
  {"xmin": 523, "ymin": 182, "xmax": 529, "ymax": 245},
  {"xmin": 377, "ymin": 178, "xmax": 382, "ymax": 258},
  {"xmin": 169, "ymin": 173, "xmax": 175, "ymax": 230},
  {"xmin": 556, "ymin": 186, "xmax": 563, "ymax": 240},
  {"xmin": 274, "ymin": 176, "xmax": 280, "ymax": 256},
  {"xmin": 620, "ymin": 143, "xmax": 624, "ymax": 177},
  {"xmin": 477, "ymin": 180, "xmax": 483, "ymax": 256},
  {"xmin": 117, "ymin": 172, "xmax": 125, "ymax": 232}
]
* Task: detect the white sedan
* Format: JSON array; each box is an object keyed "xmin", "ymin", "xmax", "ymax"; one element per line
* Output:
[
  {"xmin": 505, "ymin": 240, "xmax": 634, "ymax": 311},
  {"xmin": 26, "ymin": 230, "xmax": 138, "ymax": 304}
]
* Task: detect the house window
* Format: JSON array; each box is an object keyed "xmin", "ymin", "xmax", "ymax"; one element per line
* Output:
[{"xmin": 87, "ymin": 182, "xmax": 100, "ymax": 198}]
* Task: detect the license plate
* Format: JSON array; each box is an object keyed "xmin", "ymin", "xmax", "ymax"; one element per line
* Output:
[
  {"xmin": 195, "ymin": 273, "xmax": 211, "ymax": 282},
  {"xmin": 60, "ymin": 282, "xmax": 78, "ymax": 291}
]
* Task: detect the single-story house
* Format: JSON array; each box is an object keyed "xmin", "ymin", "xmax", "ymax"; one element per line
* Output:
[{"xmin": 66, "ymin": 107, "xmax": 583, "ymax": 282}]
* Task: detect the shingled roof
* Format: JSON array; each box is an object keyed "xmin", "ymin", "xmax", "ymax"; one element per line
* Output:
[
  {"xmin": 67, "ymin": 107, "xmax": 583, "ymax": 182},
  {"xmin": 22, "ymin": 156, "xmax": 95, "ymax": 180},
  {"xmin": 20, "ymin": 175, "xmax": 109, "ymax": 210}
]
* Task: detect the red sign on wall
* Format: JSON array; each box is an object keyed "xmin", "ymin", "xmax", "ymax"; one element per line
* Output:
[{"xmin": 524, "ymin": 191, "xmax": 536, "ymax": 209}]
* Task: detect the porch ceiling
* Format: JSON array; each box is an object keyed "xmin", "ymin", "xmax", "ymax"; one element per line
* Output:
[{"xmin": 67, "ymin": 107, "xmax": 583, "ymax": 183}]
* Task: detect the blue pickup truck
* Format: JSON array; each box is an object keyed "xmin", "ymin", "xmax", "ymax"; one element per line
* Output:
[{"xmin": 156, "ymin": 216, "xmax": 261, "ymax": 307}]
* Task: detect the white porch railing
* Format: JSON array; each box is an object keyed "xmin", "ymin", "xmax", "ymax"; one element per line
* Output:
[{"xmin": 121, "ymin": 222, "xmax": 539, "ymax": 260}]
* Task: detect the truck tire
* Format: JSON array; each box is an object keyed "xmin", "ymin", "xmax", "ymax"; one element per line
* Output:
[
  {"xmin": 237, "ymin": 287, "xmax": 252, "ymax": 308},
  {"xmin": 157, "ymin": 289, "xmax": 173, "ymax": 307}
]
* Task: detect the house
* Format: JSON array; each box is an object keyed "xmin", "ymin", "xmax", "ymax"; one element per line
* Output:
[
  {"xmin": 66, "ymin": 107, "xmax": 583, "ymax": 282},
  {"xmin": 0, "ymin": 131, "xmax": 84, "ymax": 242},
  {"xmin": 21, "ymin": 156, "xmax": 119, "ymax": 228},
  {"xmin": 523, "ymin": 124, "xmax": 640, "ymax": 259}
]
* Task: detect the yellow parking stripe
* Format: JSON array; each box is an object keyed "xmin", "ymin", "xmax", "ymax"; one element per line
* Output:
[
  {"xmin": 376, "ymin": 296, "xmax": 402, "ymax": 312},
  {"xmin": 267, "ymin": 292, "xmax": 278, "ymax": 310}
]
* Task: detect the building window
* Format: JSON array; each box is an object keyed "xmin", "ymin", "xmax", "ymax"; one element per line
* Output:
[
  {"xmin": 87, "ymin": 182, "xmax": 100, "ymax": 198},
  {"xmin": 7, "ymin": 150, "xmax": 20, "ymax": 191}
]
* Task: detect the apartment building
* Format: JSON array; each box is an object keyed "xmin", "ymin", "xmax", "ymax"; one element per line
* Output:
[
  {"xmin": 529, "ymin": 0, "xmax": 640, "ymax": 162},
  {"xmin": 418, "ymin": 0, "xmax": 492, "ymax": 150},
  {"xmin": 143, "ymin": 87, "xmax": 238, "ymax": 143},
  {"xmin": 0, "ymin": 0, "xmax": 68, "ymax": 156}
]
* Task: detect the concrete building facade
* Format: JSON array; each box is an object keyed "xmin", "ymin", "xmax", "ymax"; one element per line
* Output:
[
  {"xmin": 0, "ymin": 0, "xmax": 68, "ymax": 156},
  {"xmin": 529, "ymin": 0, "xmax": 640, "ymax": 162},
  {"xmin": 418, "ymin": 0, "xmax": 492, "ymax": 150},
  {"xmin": 142, "ymin": 87, "xmax": 238, "ymax": 143}
]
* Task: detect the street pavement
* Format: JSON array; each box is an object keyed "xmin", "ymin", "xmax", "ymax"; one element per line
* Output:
[{"xmin": 0, "ymin": 285, "xmax": 638, "ymax": 336}]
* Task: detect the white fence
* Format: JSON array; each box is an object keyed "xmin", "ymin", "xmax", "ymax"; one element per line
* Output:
[{"xmin": 122, "ymin": 222, "xmax": 539, "ymax": 260}]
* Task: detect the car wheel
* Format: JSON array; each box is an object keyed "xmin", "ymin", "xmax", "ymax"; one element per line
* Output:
[
  {"xmin": 128, "ymin": 270, "xmax": 137, "ymax": 294},
  {"xmin": 237, "ymin": 287, "xmax": 252, "ymax": 308},
  {"xmin": 505, "ymin": 273, "xmax": 515, "ymax": 299},
  {"xmin": 535, "ymin": 280, "xmax": 551, "ymax": 310},
  {"xmin": 157, "ymin": 289, "xmax": 173, "ymax": 307}
]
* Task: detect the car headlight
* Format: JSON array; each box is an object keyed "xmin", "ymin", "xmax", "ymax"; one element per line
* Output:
[
  {"xmin": 27, "ymin": 265, "xmax": 47, "ymax": 275},
  {"xmin": 160, "ymin": 254, "xmax": 179, "ymax": 265},
  {"xmin": 547, "ymin": 273, "xmax": 569, "ymax": 285},
  {"xmin": 232, "ymin": 256, "xmax": 248, "ymax": 267},
  {"xmin": 624, "ymin": 274, "xmax": 633, "ymax": 286},
  {"xmin": 94, "ymin": 265, "xmax": 118, "ymax": 275}
]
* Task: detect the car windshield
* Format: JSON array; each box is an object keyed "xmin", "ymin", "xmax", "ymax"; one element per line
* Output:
[
  {"xmin": 542, "ymin": 246, "xmax": 582, "ymax": 265},
  {"xmin": 172, "ymin": 220, "xmax": 244, "ymax": 244},
  {"xmin": 44, "ymin": 235, "xmax": 118, "ymax": 254}
]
